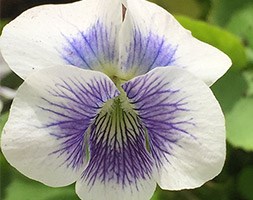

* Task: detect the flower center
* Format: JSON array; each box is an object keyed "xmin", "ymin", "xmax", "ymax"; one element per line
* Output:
[
  {"xmin": 100, "ymin": 88, "xmax": 134, "ymax": 116},
  {"xmin": 101, "ymin": 64, "xmax": 136, "ymax": 87},
  {"xmin": 93, "ymin": 86, "xmax": 152, "ymax": 155}
]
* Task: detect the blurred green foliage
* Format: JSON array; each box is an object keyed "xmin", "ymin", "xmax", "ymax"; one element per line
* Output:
[
  {"xmin": 209, "ymin": 0, "xmax": 253, "ymax": 26},
  {"xmin": 238, "ymin": 166, "xmax": 253, "ymax": 200},
  {"xmin": 176, "ymin": 15, "xmax": 247, "ymax": 70},
  {"xmin": 4, "ymin": 177, "xmax": 78, "ymax": 200},
  {"xmin": 226, "ymin": 98, "xmax": 253, "ymax": 150},
  {"xmin": 1, "ymin": 0, "xmax": 253, "ymax": 200}
]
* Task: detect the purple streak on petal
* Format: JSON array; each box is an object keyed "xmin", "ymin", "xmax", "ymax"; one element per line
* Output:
[
  {"xmin": 122, "ymin": 27, "xmax": 177, "ymax": 74},
  {"xmin": 60, "ymin": 21, "xmax": 118, "ymax": 70},
  {"xmin": 38, "ymin": 76, "xmax": 119, "ymax": 171},
  {"xmin": 122, "ymin": 71, "xmax": 196, "ymax": 167},
  {"xmin": 82, "ymin": 106, "xmax": 153, "ymax": 190}
]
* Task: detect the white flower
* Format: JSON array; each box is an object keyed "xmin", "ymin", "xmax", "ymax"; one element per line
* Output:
[{"xmin": 0, "ymin": 0, "xmax": 231, "ymax": 200}]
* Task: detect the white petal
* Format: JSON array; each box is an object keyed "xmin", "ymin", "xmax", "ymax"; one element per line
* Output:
[
  {"xmin": 1, "ymin": 65, "xmax": 119, "ymax": 187},
  {"xmin": 76, "ymin": 174, "xmax": 156, "ymax": 200},
  {"xmin": 122, "ymin": 67, "xmax": 226, "ymax": 190},
  {"xmin": 75, "ymin": 94, "xmax": 156, "ymax": 200},
  {"xmin": 118, "ymin": 0, "xmax": 231, "ymax": 85},
  {"xmin": 0, "ymin": 86, "xmax": 16, "ymax": 99},
  {"xmin": 0, "ymin": 0, "xmax": 122, "ymax": 79}
]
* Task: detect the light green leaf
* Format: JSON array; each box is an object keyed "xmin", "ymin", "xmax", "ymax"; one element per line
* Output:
[
  {"xmin": 211, "ymin": 70, "xmax": 247, "ymax": 113},
  {"xmin": 176, "ymin": 15, "xmax": 247, "ymax": 70},
  {"xmin": 150, "ymin": 189, "xmax": 160, "ymax": 200},
  {"xmin": 225, "ymin": 70, "xmax": 253, "ymax": 150},
  {"xmin": 4, "ymin": 177, "xmax": 79, "ymax": 200},
  {"xmin": 226, "ymin": 98, "xmax": 253, "ymax": 151},
  {"xmin": 226, "ymin": 5, "xmax": 253, "ymax": 66},
  {"xmin": 226, "ymin": 5, "xmax": 253, "ymax": 49},
  {"xmin": 237, "ymin": 166, "xmax": 253, "ymax": 200}
]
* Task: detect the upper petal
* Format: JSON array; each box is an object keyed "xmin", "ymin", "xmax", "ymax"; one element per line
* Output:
[
  {"xmin": 0, "ymin": 0, "xmax": 122, "ymax": 79},
  {"xmin": 122, "ymin": 67, "xmax": 226, "ymax": 190},
  {"xmin": 118, "ymin": 0, "xmax": 231, "ymax": 85},
  {"xmin": 1, "ymin": 65, "xmax": 119, "ymax": 187}
]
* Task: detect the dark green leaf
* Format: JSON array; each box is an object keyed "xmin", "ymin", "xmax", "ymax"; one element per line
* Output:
[
  {"xmin": 0, "ymin": 152, "xmax": 12, "ymax": 200},
  {"xmin": 0, "ymin": 112, "xmax": 9, "ymax": 135},
  {"xmin": 0, "ymin": 20, "xmax": 8, "ymax": 34},
  {"xmin": 149, "ymin": 0, "xmax": 203, "ymax": 19},
  {"xmin": 237, "ymin": 166, "xmax": 253, "ymax": 200}
]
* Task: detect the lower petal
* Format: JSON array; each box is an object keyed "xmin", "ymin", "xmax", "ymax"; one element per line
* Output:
[
  {"xmin": 122, "ymin": 67, "xmax": 226, "ymax": 190},
  {"xmin": 76, "ymin": 173, "xmax": 156, "ymax": 200},
  {"xmin": 1, "ymin": 65, "xmax": 119, "ymax": 187},
  {"xmin": 76, "ymin": 98, "xmax": 156, "ymax": 200}
]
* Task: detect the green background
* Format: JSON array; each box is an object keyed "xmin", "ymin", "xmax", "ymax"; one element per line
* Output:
[{"xmin": 1, "ymin": 0, "xmax": 253, "ymax": 199}]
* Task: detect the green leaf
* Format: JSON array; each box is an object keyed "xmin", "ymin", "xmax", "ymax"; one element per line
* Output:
[
  {"xmin": 246, "ymin": 48, "xmax": 253, "ymax": 65},
  {"xmin": 193, "ymin": 180, "xmax": 234, "ymax": 200},
  {"xmin": 237, "ymin": 166, "xmax": 253, "ymax": 200},
  {"xmin": 211, "ymin": 70, "xmax": 247, "ymax": 113},
  {"xmin": 0, "ymin": 152, "xmax": 12, "ymax": 200},
  {"xmin": 1, "ymin": 72, "xmax": 23, "ymax": 89},
  {"xmin": 243, "ymin": 69, "xmax": 253, "ymax": 97},
  {"xmin": 226, "ymin": 5, "xmax": 253, "ymax": 65},
  {"xmin": 0, "ymin": 112, "xmax": 9, "ymax": 136},
  {"xmin": 0, "ymin": 20, "xmax": 8, "ymax": 34},
  {"xmin": 150, "ymin": 188, "xmax": 160, "ymax": 200},
  {"xmin": 149, "ymin": 0, "xmax": 203, "ymax": 19},
  {"xmin": 176, "ymin": 15, "xmax": 247, "ymax": 70},
  {"xmin": 4, "ymin": 177, "xmax": 79, "ymax": 200},
  {"xmin": 226, "ymin": 5, "xmax": 253, "ymax": 47},
  {"xmin": 226, "ymin": 98, "xmax": 253, "ymax": 151},
  {"xmin": 209, "ymin": 0, "xmax": 253, "ymax": 26},
  {"xmin": 150, "ymin": 186, "xmax": 179, "ymax": 200},
  {"xmin": 225, "ymin": 69, "xmax": 253, "ymax": 150}
]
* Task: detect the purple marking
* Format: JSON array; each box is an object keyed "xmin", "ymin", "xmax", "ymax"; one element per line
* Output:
[
  {"xmin": 82, "ymin": 108, "xmax": 153, "ymax": 189},
  {"xmin": 121, "ymin": 27, "xmax": 177, "ymax": 75},
  {"xmin": 61, "ymin": 20, "xmax": 118, "ymax": 70},
  {"xmin": 122, "ymin": 71, "xmax": 195, "ymax": 167},
  {"xmin": 39, "ymin": 76, "xmax": 119, "ymax": 171},
  {"xmin": 38, "ymin": 74, "xmax": 154, "ymax": 190}
]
